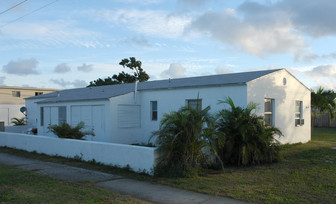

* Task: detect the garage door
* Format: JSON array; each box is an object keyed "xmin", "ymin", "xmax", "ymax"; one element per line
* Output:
[{"xmin": 70, "ymin": 105, "xmax": 105, "ymax": 142}]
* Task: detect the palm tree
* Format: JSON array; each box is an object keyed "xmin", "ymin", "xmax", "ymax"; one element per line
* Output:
[
  {"xmin": 311, "ymin": 87, "xmax": 336, "ymax": 127},
  {"xmin": 151, "ymin": 105, "xmax": 215, "ymax": 177},
  {"xmin": 216, "ymin": 97, "xmax": 282, "ymax": 166}
]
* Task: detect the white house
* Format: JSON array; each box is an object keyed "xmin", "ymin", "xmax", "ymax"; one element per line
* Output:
[{"xmin": 25, "ymin": 69, "xmax": 311, "ymax": 144}]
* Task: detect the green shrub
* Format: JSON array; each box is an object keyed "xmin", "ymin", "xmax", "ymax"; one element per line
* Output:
[
  {"xmin": 11, "ymin": 117, "xmax": 26, "ymax": 126},
  {"xmin": 215, "ymin": 97, "xmax": 282, "ymax": 166},
  {"xmin": 48, "ymin": 122, "xmax": 94, "ymax": 140},
  {"xmin": 151, "ymin": 106, "xmax": 215, "ymax": 177}
]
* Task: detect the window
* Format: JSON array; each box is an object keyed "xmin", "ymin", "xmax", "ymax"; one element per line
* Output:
[
  {"xmin": 12, "ymin": 91, "xmax": 20, "ymax": 97},
  {"xmin": 40, "ymin": 107, "xmax": 44, "ymax": 126},
  {"xmin": 187, "ymin": 99, "xmax": 202, "ymax": 110},
  {"xmin": 151, "ymin": 101, "xmax": 158, "ymax": 121},
  {"xmin": 264, "ymin": 98, "xmax": 274, "ymax": 126},
  {"xmin": 58, "ymin": 106, "xmax": 66, "ymax": 124},
  {"xmin": 35, "ymin": 92, "xmax": 43, "ymax": 96},
  {"xmin": 295, "ymin": 101, "xmax": 303, "ymax": 126}
]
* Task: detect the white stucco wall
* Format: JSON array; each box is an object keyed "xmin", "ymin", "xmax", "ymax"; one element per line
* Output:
[
  {"xmin": 0, "ymin": 132, "xmax": 156, "ymax": 174},
  {"xmin": 29, "ymin": 100, "xmax": 111, "ymax": 142},
  {"xmin": 108, "ymin": 92, "xmax": 142, "ymax": 144},
  {"xmin": 247, "ymin": 69, "xmax": 311, "ymax": 144},
  {"xmin": 0, "ymin": 104, "xmax": 25, "ymax": 126},
  {"xmin": 26, "ymin": 98, "xmax": 43, "ymax": 127},
  {"xmin": 138, "ymin": 85, "xmax": 248, "ymax": 144}
]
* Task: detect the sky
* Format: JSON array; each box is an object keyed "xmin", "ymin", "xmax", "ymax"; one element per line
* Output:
[{"xmin": 0, "ymin": 0, "xmax": 336, "ymax": 90}]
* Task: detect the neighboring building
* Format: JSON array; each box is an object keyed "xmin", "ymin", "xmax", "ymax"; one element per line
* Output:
[
  {"xmin": 0, "ymin": 86, "xmax": 59, "ymax": 126},
  {"xmin": 26, "ymin": 69, "xmax": 311, "ymax": 144}
]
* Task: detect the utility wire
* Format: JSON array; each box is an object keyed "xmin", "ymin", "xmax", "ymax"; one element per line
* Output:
[
  {"xmin": 0, "ymin": 0, "xmax": 58, "ymax": 29},
  {"xmin": 0, "ymin": 0, "xmax": 28, "ymax": 16}
]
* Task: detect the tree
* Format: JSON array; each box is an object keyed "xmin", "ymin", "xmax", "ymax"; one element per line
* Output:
[
  {"xmin": 150, "ymin": 105, "xmax": 215, "ymax": 177},
  {"xmin": 215, "ymin": 97, "xmax": 282, "ymax": 166},
  {"xmin": 311, "ymin": 87, "xmax": 336, "ymax": 127},
  {"xmin": 88, "ymin": 57, "xmax": 149, "ymax": 87}
]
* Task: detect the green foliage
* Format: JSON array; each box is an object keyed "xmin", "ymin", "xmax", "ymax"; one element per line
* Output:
[
  {"xmin": 311, "ymin": 87, "xmax": 336, "ymax": 126},
  {"xmin": 216, "ymin": 97, "xmax": 282, "ymax": 166},
  {"xmin": 88, "ymin": 57, "xmax": 149, "ymax": 87},
  {"xmin": 11, "ymin": 117, "xmax": 26, "ymax": 126},
  {"xmin": 151, "ymin": 106, "xmax": 215, "ymax": 177},
  {"xmin": 48, "ymin": 122, "xmax": 94, "ymax": 140}
]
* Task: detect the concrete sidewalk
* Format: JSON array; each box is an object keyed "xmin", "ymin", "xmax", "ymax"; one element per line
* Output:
[{"xmin": 0, "ymin": 153, "xmax": 248, "ymax": 204}]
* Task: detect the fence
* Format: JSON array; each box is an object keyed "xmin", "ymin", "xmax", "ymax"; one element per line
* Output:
[
  {"xmin": 0, "ymin": 132, "xmax": 157, "ymax": 174},
  {"xmin": 313, "ymin": 112, "xmax": 336, "ymax": 128}
]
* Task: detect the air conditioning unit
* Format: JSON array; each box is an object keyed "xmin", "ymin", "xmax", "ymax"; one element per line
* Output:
[
  {"xmin": 295, "ymin": 118, "xmax": 304, "ymax": 126},
  {"xmin": 300, "ymin": 119, "xmax": 304, "ymax": 126}
]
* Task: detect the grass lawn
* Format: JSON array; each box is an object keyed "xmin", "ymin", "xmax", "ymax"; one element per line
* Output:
[
  {"xmin": 312, "ymin": 127, "xmax": 336, "ymax": 141},
  {"xmin": 156, "ymin": 141, "xmax": 336, "ymax": 203},
  {"xmin": 0, "ymin": 128, "xmax": 335, "ymax": 203},
  {"xmin": 0, "ymin": 163, "xmax": 147, "ymax": 203}
]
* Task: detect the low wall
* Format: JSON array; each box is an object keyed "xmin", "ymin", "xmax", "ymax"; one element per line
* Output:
[
  {"xmin": 4, "ymin": 125, "xmax": 33, "ymax": 133},
  {"xmin": 0, "ymin": 132, "xmax": 157, "ymax": 174}
]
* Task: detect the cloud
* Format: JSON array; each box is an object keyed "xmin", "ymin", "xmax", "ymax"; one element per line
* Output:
[
  {"xmin": 186, "ymin": 9, "xmax": 305, "ymax": 57},
  {"xmin": 2, "ymin": 58, "xmax": 39, "ymax": 75},
  {"xmin": 120, "ymin": 36, "xmax": 151, "ymax": 47},
  {"xmin": 91, "ymin": 9, "xmax": 191, "ymax": 38},
  {"xmin": 77, "ymin": 63, "xmax": 93, "ymax": 72},
  {"xmin": 54, "ymin": 63, "xmax": 71, "ymax": 73},
  {"xmin": 51, "ymin": 79, "xmax": 87, "ymax": 88},
  {"xmin": 177, "ymin": 0, "xmax": 215, "ymax": 8},
  {"xmin": 215, "ymin": 67, "xmax": 232, "ymax": 74},
  {"xmin": 161, "ymin": 63, "xmax": 187, "ymax": 78},
  {"xmin": 298, "ymin": 51, "xmax": 336, "ymax": 63},
  {"xmin": 305, "ymin": 64, "xmax": 336, "ymax": 79},
  {"xmin": 304, "ymin": 64, "xmax": 336, "ymax": 90},
  {"xmin": 0, "ymin": 20, "xmax": 103, "ymax": 50},
  {"xmin": 238, "ymin": 0, "xmax": 336, "ymax": 38},
  {"xmin": 185, "ymin": 0, "xmax": 336, "ymax": 59},
  {"xmin": 0, "ymin": 76, "xmax": 5, "ymax": 85},
  {"xmin": 72, "ymin": 80, "xmax": 88, "ymax": 88}
]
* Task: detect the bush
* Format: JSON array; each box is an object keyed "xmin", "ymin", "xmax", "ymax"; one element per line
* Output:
[
  {"xmin": 215, "ymin": 97, "xmax": 282, "ymax": 166},
  {"xmin": 151, "ymin": 106, "xmax": 215, "ymax": 177},
  {"xmin": 48, "ymin": 122, "xmax": 95, "ymax": 140},
  {"xmin": 11, "ymin": 117, "xmax": 26, "ymax": 126}
]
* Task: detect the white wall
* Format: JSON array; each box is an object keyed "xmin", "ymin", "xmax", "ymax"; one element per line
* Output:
[
  {"xmin": 109, "ymin": 92, "xmax": 143, "ymax": 144},
  {"xmin": 0, "ymin": 132, "xmax": 156, "ymax": 174},
  {"xmin": 138, "ymin": 85, "xmax": 247, "ymax": 144},
  {"xmin": 26, "ymin": 98, "xmax": 50, "ymax": 127},
  {"xmin": 33, "ymin": 100, "xmax": 111, "ymax": 142},
  {"xmin": 4, "ymin": 125, "xmax": 33, "ymax": 133},
  {"xmin": 247, "ymin": 69, "xmax": 311, "ymax": 144},
  {"xmin": 0, "ymin": 104, "xmax": 25, "ymax": 126}
]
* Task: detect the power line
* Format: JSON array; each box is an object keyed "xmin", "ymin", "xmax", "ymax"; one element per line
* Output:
[
  {"xmin": 0, "ymin": 0, "xmax": 58, "ymax": 29},
  {"xmin": 0, "ymin": 0, "xmax": 28, "ymax": 16}
]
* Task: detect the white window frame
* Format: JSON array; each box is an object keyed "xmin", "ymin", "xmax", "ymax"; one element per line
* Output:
[
  {"xmin": 186, "ymin": 99, "xmax": 202, "ymax": 110},
  {"xmin": 58, "ymin": 106, "xmax": 66, "ymax": 125},
  {"xmin": 264, "ymin": 98, "xmax": 275, "ymax": 126},
  {"xmin": 150, "ymin": 101, "xmax": 158, "ymax": 121},
  {"xmin": 40, "ymin": 107, "xmax": 44, "ymax": 126},
  {"xmin": 295, "ymin": 100, "xmax": 303, "ymax": 126}
]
